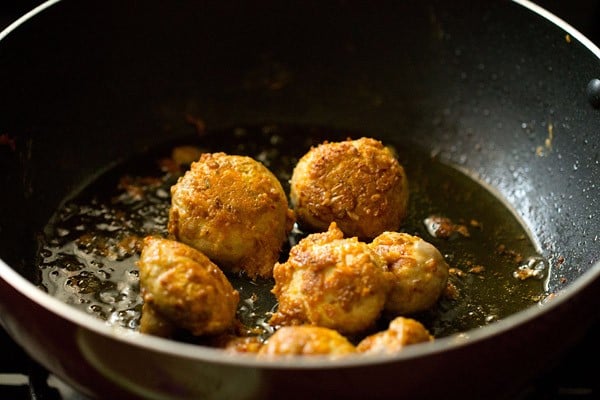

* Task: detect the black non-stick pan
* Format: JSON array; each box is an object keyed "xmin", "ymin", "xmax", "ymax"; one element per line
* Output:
[{"xmin": 1, "ymin": 1, "xmax": 599, "ymax": 399}]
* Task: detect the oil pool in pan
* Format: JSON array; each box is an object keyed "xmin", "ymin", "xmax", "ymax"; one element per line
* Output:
[{"xmin": 35, "ymin": 124, "xmax": 547, "ymax": 345}]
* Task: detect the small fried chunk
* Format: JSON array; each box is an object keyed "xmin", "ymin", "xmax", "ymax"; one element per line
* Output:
[
  {"xmin": 369, "ymin": 232, "xmax": 449, "ymax": 315},
  {"xmin": 210, "ymin": 334, "xmax": 265, "ymax": 354},
  {"xmin": 270, "ymin": 222, "xmax": 390, "ymax": 335},
  {"xmin": 138, "ymin": 236, "xmax": 239, "ymax": 336},
  {"xmin": 168, "ymin": 152, "xmax": 295, "ymax": 278},
  {"xmin": 259, "ymin": 325, "xmax": 356, "ymax": 356},
  {"xmin": 290, "ymin": 137, "xmax": 409, "ymax": 239},
  {"xmin": 356, "ymin": 317, "xmax": 433, "ymax": 354}
]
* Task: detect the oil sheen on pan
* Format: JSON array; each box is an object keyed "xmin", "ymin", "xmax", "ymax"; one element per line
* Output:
[{"xmin": 35, "ymin": 124, "xmax": 547, "ymax": 348}]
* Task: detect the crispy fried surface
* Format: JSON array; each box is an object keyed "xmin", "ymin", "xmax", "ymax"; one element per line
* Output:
[
  {"xmin": 259, "ymin": 325, "xmax": 356, "ymax": 356},
  {"xmin": 168, "ymin": 152, "xmax": 295, "ymax": 279},
  {"xmin": 210, "ymin": 334, "xmax": 265, "ymax": 354},
  {"xmin": 356, "ymin": 317, "xmax": 433, "ymax": 354},
  {"xmin": 270, "ymin": 223, "xmax": 390, "ymax": 335},
  {"xmin": 138, "ymin": 236, "xmax": 239, "ymax": 336},
  {"xmin": 290, "ymin": 137, "xmax": 408, "ymax": 239},
  {"xmin": 369, "ymin": 232, "xmax": 449, "ymax": 315}
]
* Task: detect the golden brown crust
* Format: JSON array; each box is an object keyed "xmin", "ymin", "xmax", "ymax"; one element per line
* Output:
[
  {"xmin": 258, "ymin": 325, "xmax": 356, "ymax": 356},
  {"xmin": 369, "ymin": 231, "xmax": 449, "ymax": 315},
  {"xmin": 290, "ymin": 137, "xmax": 408, "ymax": 239},
  {"xmin": 210, "ymin": 334, "xmax": 265, "ymax": 354},
  {"xmin": 168, "ymin": 152, "xmax": 295, "ymax": 279},
  {"xmin": 137, "ymin": 236, "xmax": 239, "ymax": 336},
  {"xmin": 270, "ymin": 223, "xmax": 390, "ymax": 335},
  {"xmin": 356, "ymin": 317, "xmax": 433, "ymax": 353}
]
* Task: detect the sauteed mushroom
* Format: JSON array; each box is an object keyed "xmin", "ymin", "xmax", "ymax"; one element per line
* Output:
[
  {"xmin": 357, "ymin": 316, "xmax": 433, "ymax": 354},
  {"xmin": 290, "ymin": 137, "xmax": 409, "ymax": 239},
  {"xmin": 258, "ymin": 325, "xmax": 356, "ymax": 356},
  {"xmin": 369, "ymin": 231, "xmax": 449, "ymax": 315},
  {"xmin": 137, "ymin": 236, "xmax": 239, "ymax": 337},
  {"xmin": 168, "ymin": 152, "xmax": 295, "ymax": 279},
  {"xmin": 270, "ymin": 222, "xmax": 390, "ymax": 335}
]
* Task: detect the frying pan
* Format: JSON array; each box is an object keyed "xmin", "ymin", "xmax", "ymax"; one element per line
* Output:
[{"xmin": 1, "ymin": 0, "xmax": 599, "ymax": 399}]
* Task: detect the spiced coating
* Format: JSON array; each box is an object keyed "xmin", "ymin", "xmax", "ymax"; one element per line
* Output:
[
  {"xmin": 168, "ymin": 152, "xmax": 295, "ymax": 279},
  {"xmin": 259, "ymin": 325, "xmax": 356, "ymax": 356},
  {"xmin": 369, "ymin": 232, "xmax": 449, "ymax": 315},
  {"xmin": 138, "ymin": 236, "xmax": 239, "ymax": 336},
  {"xmin": 290, "ymin": 137, "xmax": 408, "ymax": 239},
  {"xmin": 270, "ymin": 223, "xmax": 390, "ymax": 335},
  {"xmin": 211, "ymin": 334, "xmax": 265, "ymax": 354},
  {"xmin": 356, "ymin": 316, "xmax": 433, "ymax": 354}
]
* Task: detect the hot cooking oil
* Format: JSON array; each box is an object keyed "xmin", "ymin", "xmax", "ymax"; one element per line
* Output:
[{"xmin": 36, "ymin": 124, "xmax": 546, "ymax": 341}]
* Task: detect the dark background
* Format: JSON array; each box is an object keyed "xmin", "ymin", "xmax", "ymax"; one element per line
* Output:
[
  {"xmin": 2, "ymin": 1, "xmax": 600, "ymax": 45},
  {"xmin": 2, "ymin": 1, "xmax": 600, "ymax": 46}
]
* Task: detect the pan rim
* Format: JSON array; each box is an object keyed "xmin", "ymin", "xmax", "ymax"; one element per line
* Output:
[
  {"xmin": 0, "ymin": 0, "xmax": 61, "ymax": 42},
  {"xmin": 2, "ymin": 0, "xmax": 600, "ymax": 58},
  {"xmin": 0, "ymin": 0, "xmax": 599, "ymax": 370},
  {"xmin": 513, "ymin": 0, "xmax": 600, "ymax": 59}
]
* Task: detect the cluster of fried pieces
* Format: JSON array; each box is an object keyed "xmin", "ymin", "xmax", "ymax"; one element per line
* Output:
[{"xmin": 137, "ymin": 137, "xmax": 449, "ymax": 357}]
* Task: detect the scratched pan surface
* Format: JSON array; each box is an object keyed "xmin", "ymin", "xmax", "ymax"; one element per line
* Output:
[{"xmin": 0, "ymin": 1, "xmax": 599, "ymax": 399}]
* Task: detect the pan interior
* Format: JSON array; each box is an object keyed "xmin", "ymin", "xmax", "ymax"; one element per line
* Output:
[{"xmin": 35, "ymin": 123, "xmax": 546, "ymax": 347}]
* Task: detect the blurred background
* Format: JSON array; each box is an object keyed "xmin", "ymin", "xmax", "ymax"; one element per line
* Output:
[
  {"xmin": 535, "ymin": 0, "xmax": 600, "ymax": 44},
  {"xmin": 2, "ymin": 1, "xmax": 600, "ymax": 45},
  {"xmin": 3, "ymin": 1, "xmax": 600, "ymax": 46}
]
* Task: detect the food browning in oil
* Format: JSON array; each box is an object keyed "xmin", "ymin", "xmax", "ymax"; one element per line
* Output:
[
  {"xmin": 37, "ymin": 125, "xmax": 546, "ymax": 358},
  {"xmin": 356, "ymin": 317, "xmax": 433, "ymax": 354},
  {"xmin": 258, "ymin": 325, "xmax": 357, "ymax": 357},
  {"xmin": 168, "ymin": 152, "xmax": 295, "ymax": 279},
  {"xmin": 138, "ymin": 236, "xmax": 239, "ymax": 336},
  {"xmin": 290, "ymin": 137, "xmax": 409, "ymax": 239},
  {"xmin": 269, "ymin": 222, "xmax": 390, "ymax": 335},
  {"xmin": 369, "ymin": 231, "xmax": 449, "ymax": 315}
]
